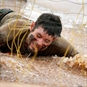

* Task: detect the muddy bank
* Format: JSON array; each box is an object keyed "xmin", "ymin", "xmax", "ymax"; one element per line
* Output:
[
  {"xmin": 0, "ymin": 0, "xmax": 87, "ymax": 87},
  {"xmin": 0, "ymin": 53, "xmax": 87, "ymax": 87}
]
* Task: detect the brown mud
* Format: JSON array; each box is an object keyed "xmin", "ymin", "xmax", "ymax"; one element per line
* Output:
[{"xmin": 0, "ymin": 0, "xmax": 87, "ymax": 87}]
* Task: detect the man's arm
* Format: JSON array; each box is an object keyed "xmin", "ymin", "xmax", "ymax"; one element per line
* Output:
[{"xmin": 0, "ymin": 18, "xmax": 30, "ymax": 44}]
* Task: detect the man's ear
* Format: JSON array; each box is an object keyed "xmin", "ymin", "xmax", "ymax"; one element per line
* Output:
[
  {"xmin": 53, "ymin": 37, "xmax": 57, "ymax": 41},
  {"xmin": 30, "ymin": 22, "xmax": 35, "ymax": 31}
]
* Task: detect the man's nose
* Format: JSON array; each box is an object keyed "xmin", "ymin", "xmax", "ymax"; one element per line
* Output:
[{"xmin": 37, "ymin": 39, "xmax": 43, "ymax": 47}]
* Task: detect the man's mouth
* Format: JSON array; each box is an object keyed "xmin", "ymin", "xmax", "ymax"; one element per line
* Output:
[{"xmin": 24, "ymin": 41, "xmax": 38, "ymax": 54}]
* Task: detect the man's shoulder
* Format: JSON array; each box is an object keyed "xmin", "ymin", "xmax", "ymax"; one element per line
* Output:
[{"xmin": 52, "ymin": 37, "xmax": 69, "ymax": 46}]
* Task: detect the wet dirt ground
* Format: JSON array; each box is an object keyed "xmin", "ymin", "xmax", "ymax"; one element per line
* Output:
[
  {"xmin": 0, "ymin": 0, "xmax": 87, "ymax": 87},
  {"xmin": 0, "ymin": 53, "xmax": 87, "ymax": 87}
]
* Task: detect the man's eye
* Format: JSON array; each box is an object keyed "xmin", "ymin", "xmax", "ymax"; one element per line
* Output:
[
  {"xmin": 45, "ymin": 39, "xmax": 50, "ymax": 43},
  {"xmin": 37, "ymin": 34, "xmax": 41, "ymax": 38}
]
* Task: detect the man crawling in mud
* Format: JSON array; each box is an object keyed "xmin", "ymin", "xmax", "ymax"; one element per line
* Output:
[{"xmin": 0, "ymin": 8, "xmax": 78, "ymax": 57}]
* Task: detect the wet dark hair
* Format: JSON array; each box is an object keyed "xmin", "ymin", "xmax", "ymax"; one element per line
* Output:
[{"xmin": 34, "ymin": 13, "xmax": 62, "ymax": 37}]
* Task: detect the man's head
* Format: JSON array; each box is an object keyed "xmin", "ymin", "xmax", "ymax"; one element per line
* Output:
[{"xmin": 26, "ymin": 13, "xmax": 62, "ymax": 53}]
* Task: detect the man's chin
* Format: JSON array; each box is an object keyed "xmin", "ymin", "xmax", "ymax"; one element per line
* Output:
[
  {"xmin": 27, "ymin": 46, "xmax": 35, "ymax": 54},
  {"xmin": 28, "ymin": 46, "xmax": 38, "ymax": 54}
]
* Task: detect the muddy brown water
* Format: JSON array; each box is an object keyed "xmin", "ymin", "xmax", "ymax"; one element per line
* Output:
[
  {"xmin": 0, "ymin": 0, "xmax": 87, "ymax": 86},
  {"xmin": 0, "ymin": 28, "xmax": 87, "ymax": 87},
  {"xmin": 0, "ymin": 53, "xmax": 87, "ymax": 87}
]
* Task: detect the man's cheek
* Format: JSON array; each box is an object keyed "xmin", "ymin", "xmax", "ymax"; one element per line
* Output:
[{"xmin": 28, "ymin": 34, "xmax": 35, "ymax": 44}]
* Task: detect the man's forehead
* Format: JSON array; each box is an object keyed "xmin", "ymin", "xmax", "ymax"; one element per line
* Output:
[
  {"xmin": 33, "ymin": 26, "xmax": 56, "ymax": 39},
  {"xmin": 36, "ymin": 28, "xmax": 51, "ymax": 36}
]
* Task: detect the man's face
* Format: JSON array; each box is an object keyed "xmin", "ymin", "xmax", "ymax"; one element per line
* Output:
[{"xmin": 26, "ymin": 26, "xmax": 55, "ymax": 53}]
